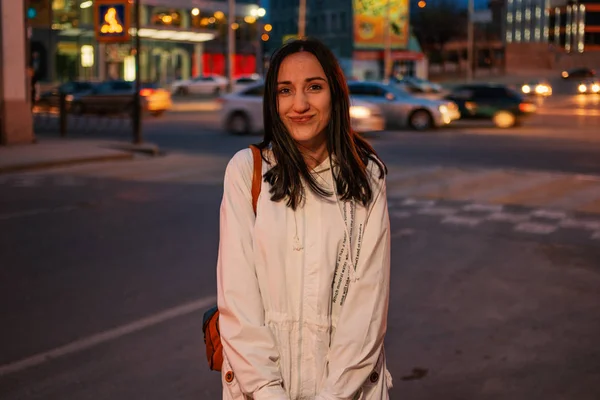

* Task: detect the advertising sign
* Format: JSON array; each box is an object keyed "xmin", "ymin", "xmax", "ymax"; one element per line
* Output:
[
  {"xmin": 95, "ymin": 0, "xmax": 131, "ymax": 43},
  {"xmin": 353, "ymin": 0, "xmax": 409, "ymax": 49}
]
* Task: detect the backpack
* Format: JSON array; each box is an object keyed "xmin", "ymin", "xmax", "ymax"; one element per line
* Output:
[{"xmin": 203, "ymin": 144, "xmax": 263, "ymax": 371}]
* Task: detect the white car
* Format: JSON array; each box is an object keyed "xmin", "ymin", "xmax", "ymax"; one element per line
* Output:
[
  {"xmin": 219, "ymin": 83, "xmax": 385, "ymax": 135},
  {"xmin": 171, "ymin": 74, "xmax": 262, "ymax": 96},
  {"xmin": 348, "ymin": 81, "xmax": 460, "ymax": 130}
]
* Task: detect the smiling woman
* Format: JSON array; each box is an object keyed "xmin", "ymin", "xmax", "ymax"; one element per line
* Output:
[{"xmin": 216, "ymin": 38, "xmax": 393, "ymax": 400}]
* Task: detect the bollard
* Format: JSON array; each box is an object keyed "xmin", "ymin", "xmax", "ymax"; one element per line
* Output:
[{"xmin": 59, "ymin": 92, "xmax": 67, "ymax": 137}]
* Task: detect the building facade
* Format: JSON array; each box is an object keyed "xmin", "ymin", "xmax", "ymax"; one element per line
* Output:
[
  {"xmin": 28, "ymin": 0, "xmax": 266, "ymax": 86},
  {"xmin": 266, "ymin": 0, "xmax": 426, "ymax": 80},
  {"xmin": 504, "ymin": 0, "xmax": 600, "ymax": 71}
]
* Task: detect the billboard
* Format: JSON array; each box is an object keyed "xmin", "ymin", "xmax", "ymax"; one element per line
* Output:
[{"xmin": 353, "ymin": 0, "xmax": 409, "ymax": 49}]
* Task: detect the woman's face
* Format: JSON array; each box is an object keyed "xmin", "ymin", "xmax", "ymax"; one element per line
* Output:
[{"xmin": 276, "ymin": 52, "xmax": 331, "ymax": 147}]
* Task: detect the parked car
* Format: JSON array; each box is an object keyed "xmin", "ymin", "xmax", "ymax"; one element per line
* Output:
[
  {"xmin": 67, "ymin": 80, "xmax": 172, "ymax": 117},
  {"xmin": 561, "ymin": 67, "xmax": 595, "ymax": 80},
  {"xmin": 445, "ymin": 84, "xmax": 537, "ymax": 128},
  {"xmin": 577, "ymin": 78, "xmax": 600, "ymax": 94},
  {"xmin": 347, "ymin": 81, "xmax": 460, "ymax": 130},
  {"xmin": 520, "ymin": 80, "xmax": 552, "ymax": 97},
  {"xmin": 219, "ymin": 83, "xmax": 385, "ymax": 135},
  {"xmin": 171, "ymin": 74, "xmax": 261, "ymax": 96},
  {"xmin": 36, "ymin": 81, "xmax": 96, "ymax": 111}
]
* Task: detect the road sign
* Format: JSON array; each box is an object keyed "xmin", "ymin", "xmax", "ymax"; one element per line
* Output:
[{"xmin": 95, "ymin": 0, "xmax": 131, "ymax": 43}]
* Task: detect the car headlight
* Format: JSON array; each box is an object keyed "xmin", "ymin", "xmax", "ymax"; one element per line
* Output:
[
  {"xmin": 522, "ymin": 85, "xmax": 531, "ymax": 94},
  {"xmin": 438, "ymin": 105, "xmax": 448, "ymax": 114},
  {"xmin": 349, "ymin": 105, "xmax": 371, "ymax": 119},
  {"xmin": 65, "ymin": 94, "xmax": 74, "ymax": 101},
  {"xmin": 535, "ymin": 84, "xmax": 549, "ymax": 94},
  {"xmin": 579, "ymin": 84, "xmax": 588, "ymax": 93},
  {"xmin": 592, "ymin": 84, "xmax": 600, "ymax": 93}
]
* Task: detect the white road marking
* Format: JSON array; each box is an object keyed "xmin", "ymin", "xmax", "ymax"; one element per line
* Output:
[
  {"xmin": 531, "ymin": 209, "xmax": 568, "ymax": 220},
  {"xmin": 400, "ymin": 198, "xmax": 436, "ymax": 208},
  {"xmin": 392, "ymin": 170, "xmax": 492, "ymax": 198},
  {"xmin": 417, "ymin": 207, "xmax": 458, "ymax": 216},
  {"xmin": 392, "ymin": 228, "xmax": 415, "ymax": 238},
  {"xmin": 386, "ymin": 166, "xmax": 442, "ymax": 188},
  {"xmin": 514, "ymin": 222, "xmax": 557, "ymax": 235},
  {"xmin": 54, "ymin": 176, "xmax": 83, "ymax": 186},
  {"xmin": 486, "ymin": 212, "xmax": 531, "ymax": 223},
  {"xmin": 545, "ymin": 185, "xmax": 600, "ymax": 210},
  {"xmin": 462, "ymin": 203, "xmax": 504, "ymax": 213},
  {"xmin": 0, "ymin": 296, "xmax": 217, "ymax": 377},
  {"xmin": 442, "ymin": 215, "xmax": 482, "ymax": 227},
  {"xmin": 559, "ymin": 218, "xmax": 600, "ymax": 231},
  {"xmin": 471, "ymin": 174, "xmax": 558, "ymax": 202},
  {"xmin": 390, "ymin": 210, "xmax": 412, "ymax": 219}
]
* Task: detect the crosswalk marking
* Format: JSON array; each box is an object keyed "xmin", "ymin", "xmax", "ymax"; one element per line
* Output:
[
  {"xmin": 514, "ymin": 222, "xmax": 557, "ymax": 235},
  {"xmin": 3, "ymin": 157, "xmax": 600, "ymax": 216}
]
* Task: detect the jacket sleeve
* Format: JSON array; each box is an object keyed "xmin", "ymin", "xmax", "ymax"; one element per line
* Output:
[
  {"xmin": 217, "ymin": 150, "xmax": 289, "ymax": 400},
  {"xmin": 316, "ymin": 176, "xmax": 391, "ymax": 400}
]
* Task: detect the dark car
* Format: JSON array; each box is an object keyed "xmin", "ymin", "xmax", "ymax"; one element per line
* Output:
[
  {"xmin": 68, "ymin": 80, "xmax": 172, "ymax": 116},
  {"xmin": 445, "ymin": 84, "xmax": 537, "ymax": 128},
  {"xmin": 36, "ymin": 81, "xmax": 95, "ymax": 111},
  {"xmin": 561, "ymin": 67, "xmax": 595, "ymax": 80}
]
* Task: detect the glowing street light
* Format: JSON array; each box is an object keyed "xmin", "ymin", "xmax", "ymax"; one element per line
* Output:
[
  {"xmin": 191, "ymin": 8, "xmax": 200, "ymax": 16},
  {"xmin": 418, "ymin": 1, "xmax": 426, "ymax": 8}
]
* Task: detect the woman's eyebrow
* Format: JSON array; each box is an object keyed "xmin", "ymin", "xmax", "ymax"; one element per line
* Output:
[{"xmin": 277, "ymin": 76, "xmax": 327, "ymax": 85}]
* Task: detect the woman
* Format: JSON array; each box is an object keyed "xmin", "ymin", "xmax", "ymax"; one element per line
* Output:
[{"xmin": 217, "ymin": 38, "xmax": 391, "ymax": 400}]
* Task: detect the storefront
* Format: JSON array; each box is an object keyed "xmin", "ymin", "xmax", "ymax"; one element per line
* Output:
[{"xmin": 31, "ymin": 0, "xmax": 263, "ymax": 85}]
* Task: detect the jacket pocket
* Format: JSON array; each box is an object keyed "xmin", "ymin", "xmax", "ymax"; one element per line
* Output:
[{"xmin": 221, "ymin": 355, "xmax": 246, "ymax": 400}]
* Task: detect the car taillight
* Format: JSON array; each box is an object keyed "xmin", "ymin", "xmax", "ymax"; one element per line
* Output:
[
  {"xmin": 140, "ymin": 88, "xmax": 154, "ymax": 97},
  {"xmin": 519, "ymin": 102, "xmax": 537, "ymax": 113}
]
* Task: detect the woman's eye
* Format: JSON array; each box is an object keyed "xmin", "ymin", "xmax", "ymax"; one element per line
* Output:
[
  {"xmin": 278, "ymin": 88, "xmax": 291, "ymax": 95},
  {"xmin": 308, "ymin": 84, "xmax": 322, "ymax": 91}
]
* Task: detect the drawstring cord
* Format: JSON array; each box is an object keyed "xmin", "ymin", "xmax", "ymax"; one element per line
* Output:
[{"xmin": 293, "ymin": 210, "xmax": 303, "ymax": 251}]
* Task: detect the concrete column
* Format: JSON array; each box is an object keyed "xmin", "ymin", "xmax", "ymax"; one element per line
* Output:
[
  {"xmin": 194, "ymin": 43, "xmax": 203, "ymax": 77},
  {"xmin": 0, "ymin": 0, "xmax": 34, "ymax": 145}
]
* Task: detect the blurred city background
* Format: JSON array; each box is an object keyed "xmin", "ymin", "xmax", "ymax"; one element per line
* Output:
[{"xmin": 1, "ymin": 0, "xmax": 600, "ymax": 399}]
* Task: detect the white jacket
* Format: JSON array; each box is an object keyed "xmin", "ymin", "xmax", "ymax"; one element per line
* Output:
[{"xmin": 217, "ymin": 148, "xmax": 391, "ymax": 400}]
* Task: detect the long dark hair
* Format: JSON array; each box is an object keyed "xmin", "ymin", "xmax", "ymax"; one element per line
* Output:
[{"xmin": 257, "ymin": 38, "xmax": 386, "ymax": 210}]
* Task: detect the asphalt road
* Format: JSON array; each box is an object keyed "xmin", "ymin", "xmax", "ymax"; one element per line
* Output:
[{"xmin": 1, "ymin": 99, "xmax": 600, "ymax": 399}]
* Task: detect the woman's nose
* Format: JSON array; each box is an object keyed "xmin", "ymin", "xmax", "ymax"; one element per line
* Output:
[{"xmin": 292, "ymin": 92, "xmax": 310, "ymax": 113}]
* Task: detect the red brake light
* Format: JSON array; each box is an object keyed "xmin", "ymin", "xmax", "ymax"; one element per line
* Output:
[
  {"xmin": 519, "ymin": 102, "xmax": 537, "ymax": 113},
  {"xmin": 140, "ymin": 88, "xmax": 154, "ymax": 97}
]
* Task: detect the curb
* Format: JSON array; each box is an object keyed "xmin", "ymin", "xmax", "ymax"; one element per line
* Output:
[
  {"xmin": 0, "ymin": 152, "xmax": 134, "ymax": 175},
  {"xmin": 104, "ymin": 143, "xmax": 163, "ymax": 156}
]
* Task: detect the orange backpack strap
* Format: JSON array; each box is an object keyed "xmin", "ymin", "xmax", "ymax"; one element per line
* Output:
[{"xmin": 250, "ymin": 145, "xmax": 262, "ymax": 215}]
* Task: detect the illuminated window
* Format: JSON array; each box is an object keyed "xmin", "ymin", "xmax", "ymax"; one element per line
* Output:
[
  {"xmin": 516, "ymin": 11, "xmax": 522, "ymax": 22},
  {"xmin": 506, "ymin": 31, "xmax": 513, "ymax": 42},
  {"xmin": 515, "ymin": 31, "xmax": 522, "ymax": 42},
  {"xmin": 524, "ymin": 28, "xmax": 531, "ymax": 41},
  {"xmin": 525, "ymin": 9, "xmax": 531, "ymax": 20},
  {"xmin": 507, "ymin": 13, "xmax": 513, "ymax": 23},
  {"xmin": 81, "ymin": 45, "xmax": 94, "ymax": 67},
  {"xmin": 535, "ymin": 7, "xmax": 541, "ymax": 19},
  {"xmin": 534, "ymin": 28, "xmax": 540, "ymax": 40}
]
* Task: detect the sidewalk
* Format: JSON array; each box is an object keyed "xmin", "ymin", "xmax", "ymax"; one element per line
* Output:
[{"xmin": 0, "ymin": 138, "xmax": 159, "ymax": 174}]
